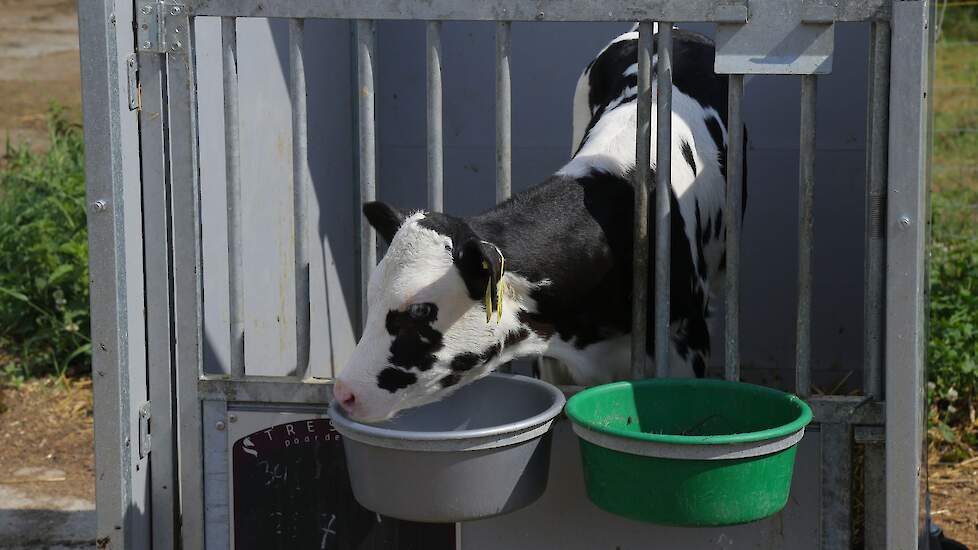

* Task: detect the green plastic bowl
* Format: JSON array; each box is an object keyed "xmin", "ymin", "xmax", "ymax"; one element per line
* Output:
[{"xmin": 565, "ymin": 378, "xmax": 812, "ymax": 526}]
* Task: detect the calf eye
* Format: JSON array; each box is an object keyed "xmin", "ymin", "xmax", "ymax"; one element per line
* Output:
[{"xmin": 408, "ymin": 302, "xmax": 435, "ymax": 321}]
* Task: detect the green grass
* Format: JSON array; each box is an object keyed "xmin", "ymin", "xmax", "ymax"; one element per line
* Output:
[
  {"xmin": 0, "ymin": 107, "xmax": 90, "ymax": 384},
  {"xmin": 927, "ymin": 5, "xmax": 978, "ymax": 460}
]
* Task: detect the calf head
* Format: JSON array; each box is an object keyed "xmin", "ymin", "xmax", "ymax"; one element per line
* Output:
[{"xmin": 334, "ymin": 201, "xmax": 532, "ymax": 422}]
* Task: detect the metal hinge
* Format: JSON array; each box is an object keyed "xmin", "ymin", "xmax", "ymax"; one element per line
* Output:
[
  {"xmin": 136, "ymin": 1, "xmax": 188, "ymax": 54},
  {"xmin": 138, "ymin": 401, "xmax": 152, "ymax": 459},
  {"xmin": 126, "ymin": 54, "xmax": 140, "ymax": 111}
]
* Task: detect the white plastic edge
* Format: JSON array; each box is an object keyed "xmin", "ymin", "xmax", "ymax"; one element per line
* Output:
[
  {"xmin": 570, "ymin": 423, "xmax": 807, "ymax": 460},
  {"xmin": 333, "ymin": 418, "xmax": 557, "ymax": 452}
]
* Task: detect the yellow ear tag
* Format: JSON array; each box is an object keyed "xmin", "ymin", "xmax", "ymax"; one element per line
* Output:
[
  {"xmin": 484, "ymin": 277, "xmax": 493, "ymax": 323},
  {"xmin": 496, "ymin": 256, "xmax": 505, "ymax": 322}
]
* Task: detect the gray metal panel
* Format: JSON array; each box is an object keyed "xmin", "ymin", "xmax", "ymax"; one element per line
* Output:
[
  {"xmin": 79, "ymin": 0, "xmax": 151, "ymax": 547},
  {"xmin": 138, "ymin": 50, "xmax": 178, "ymax": 549},
  {"xmin": 197, "ymin": 18, "xmax": 358, "ymax": 378},
  {"xmin": 715, "ymin": 0, "xmax": 835, "ymax": 75},
  {"xmin": 290, "ymin": 18, "xmax": 313, "ymax": 379},
  {"xmin": 461, "ymin": 420, "xmax": 822, "ymax": 549},
  {"xmin": 796, "ymin": 75, "xmax": 817, "ymax": 397},
  {"xmin": 885, "ymin": 2, "xmax": 930, "ymax": 548}
]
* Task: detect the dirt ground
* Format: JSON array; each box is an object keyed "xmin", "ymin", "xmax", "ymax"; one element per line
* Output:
[
  {"xmin": 930, "ymin": 458, "xmax": 978, "ymax": 548},
  {"xmin": 0, "ymin": 0, "xmax": 81, "ymax": 151},
  {"xmin": 0, "ymin": 379, "xmax": 94, "ymax": 503}
]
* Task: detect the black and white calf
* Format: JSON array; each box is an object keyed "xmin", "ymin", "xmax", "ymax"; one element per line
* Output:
[{"xmin": 334, "ymin": 25, "xmax": 746, "ymax": 422}]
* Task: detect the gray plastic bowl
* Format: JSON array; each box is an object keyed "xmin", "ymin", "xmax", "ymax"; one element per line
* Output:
[{"xmin": 328, "ymin": 373, "xmax": 566, "ymax": 523}]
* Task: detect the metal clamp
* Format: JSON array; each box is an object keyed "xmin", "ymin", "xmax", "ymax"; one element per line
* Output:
[
  {"xmin": 138, "ymin": 401, "xmax": 152, "ymax": 459},
  {"xmin": 137, "ymin": 1, "xmax": 188, "ymax": 53}
]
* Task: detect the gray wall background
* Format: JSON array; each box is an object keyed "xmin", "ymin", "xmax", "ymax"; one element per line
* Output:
[{"xmin": 194, "ymin": 20, "xmax": 870, "ymax": 393}]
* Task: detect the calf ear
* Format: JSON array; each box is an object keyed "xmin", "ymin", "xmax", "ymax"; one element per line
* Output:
[
  {"xmin": 455, "ymin": 238, "xmax": 506, "ymax": 322},
  {"xmin": 363, "ymin": 201, "xmax": 406, "ymax": 243}
]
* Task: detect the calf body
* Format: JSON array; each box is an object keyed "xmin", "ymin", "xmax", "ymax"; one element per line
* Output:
[{"xmin": 335, "ymin": 26, "xmax": 743, "ymax": 422}]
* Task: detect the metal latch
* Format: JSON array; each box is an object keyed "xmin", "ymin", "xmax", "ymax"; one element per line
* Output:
[
  {"xmin": 138, "ymin": 401, "xmax": 152, "ymax": 459},
  {"xmin": 126, "ymin": 54, "xmax": 140, "ymax": 111},
  {"xmin": 136, "ymin": 1, "xmax": 188, "ymax": 54}
]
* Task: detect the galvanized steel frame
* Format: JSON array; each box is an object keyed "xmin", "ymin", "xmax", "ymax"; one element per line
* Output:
[{"xmin": 80, "ymin": 0, "xmax": 931, "ymax": 548}]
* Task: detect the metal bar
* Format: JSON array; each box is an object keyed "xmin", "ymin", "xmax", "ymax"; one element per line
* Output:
[
  {"xmin": 222, "ymin": 17, "xmax": 245, "ymax": 378},
  {"xmin": 807, "ymin": 395, "xmax": 884, "ymax": 425},
  {"xmin": 856, "ymin": 426, "xmax": 887, "ymax": 550},
  {"xmin": 796, "ymin": 75, "xmax": 817, "ymax": 398},
  {"xmin": 79, "ymin": 1, "xmax": 148, "ymax": 546},
  {"xmin": 821, "ymin": 423, "xmax": 853, "ymax": 549},
  {"xmin": 631, "ymin": 22, "xmax": 654, "ymax": 380},
  {"xmin": 864, "ymin": 21, "xmax": 890, "ymax": 400},
  {"xmin": 495, "ymin": 21, "xmax": 512, "ymax": 203},
  {"xmin": 290, "ymin": 19, "xmax": 311, "ymax": 378},
  {"xmin": 886, "ymin": 2, "xmax": 930, "ymax": 547},
  {"xmin": 202, "ymin": 400, "xmax": 230, "ymax": 549},
  {"xmin": 166, "ymin": 22, "xmax": 205, "ymax": 550},
  {"xmin": 138, "ymin": 50, "xmax": 177, "ymax": 550},
  {"xmin": 654, "ymin": 24, "xmax": 673, "ymax": 379},
  {"xmin": 427, "ymin": 21, "xmax": 444, "ymax": 211},
  {"xmin": 724, "ymin": 74, "xmax": 744, "ymax": 381},
  {"xmin": 188, "ymin": 0, "xmax": 896, "ymax": 23},
  {"xmin": 198, "ymin": 376, "xmax": 334, "ymax": 403},
  {"xmin": 356, "ymin": 19, "xmax": 378, "ymax": 330}
]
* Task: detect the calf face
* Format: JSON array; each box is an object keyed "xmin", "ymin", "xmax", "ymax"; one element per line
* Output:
[{"xmin": 333, "ymin": 202, "xmax": 526, "ymax": 422}]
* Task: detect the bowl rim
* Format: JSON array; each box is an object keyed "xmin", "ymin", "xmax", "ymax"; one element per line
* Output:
[
  {"xmin": 565, "ymin": 378, "xmax": 813, "ymax": 446},
  {"xmin": 328, "ymin": 372, "xmax": 566, "ymax": 444}
]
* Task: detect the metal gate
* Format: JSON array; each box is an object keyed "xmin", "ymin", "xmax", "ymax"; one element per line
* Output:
[{"xmin": 80, "ymin": 0, "xmax": 934, "ymax": 548}]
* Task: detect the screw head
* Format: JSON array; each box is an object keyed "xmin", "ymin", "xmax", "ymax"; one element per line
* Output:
[
  {"xmin": 228, "ymin": 414, "xmax": 238, "ymax": 423},
  {"xmin": 142, "ymin": 40, "xmax": 152, "ymax": 49},
  {"xmin": 170, "ymin": 6, "xmax": 181, "ymax": 15},
  {"xmin": 141, "ymin": 5, "xmax": 153, "ymax": 14},
  {"xmin": 170, "ymin": 41, "xmax": 182, "ymax": 51},
  {"xmin": 92, "ymin": 200, "xmax": 107, "ymax": 212},
  {"xmin": 900, "ymin": 216, "xmax": 911, "ymax": 227},
  {"xmin": 174, "ymin": 26, "xmax": 182, "ymax": 34},
  {"xmin": 215, "ymin": 421, "xmax": 226, "ymax": 431}
]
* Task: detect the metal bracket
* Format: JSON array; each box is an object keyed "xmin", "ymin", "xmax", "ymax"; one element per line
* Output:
[
  {"xmin": 136, "ymin": 1, "xmax": 188, "ymax": 54},
  {"xmin": 715, "ymin": 0, "xmax": 836, "ymax": 75},
  {"xmin": 126, "ymin": 54, "xmax": 140, "ymax": 111},
  {"xmin": 138, "ymin": 401, "xmax": 152, "ymax": 459}
]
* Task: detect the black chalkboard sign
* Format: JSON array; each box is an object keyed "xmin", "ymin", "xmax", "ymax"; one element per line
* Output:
[{"xmin": 232, "ymin": 418, "xmax": 454, "ymax": 550}]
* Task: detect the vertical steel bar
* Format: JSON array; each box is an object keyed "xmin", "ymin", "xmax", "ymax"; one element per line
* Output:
[
  {"xmin": 427, "ymin": 21, "xmax": 444, "ymax": 212},
  {"xmin": 222, "ymin": 17, "xmax": 245, "ymax": 378},
  {"xmin": 864, "ymin": 21, "xmax": 890, "ymax": 400},
  {"xmin": 166, "ymin": 24, "xmax": 205, "ymax": 550},
  {"xmin": 631, "ymin": 22, "xmax": 654, "ymax": 380},
  {"xmin": 821, "ymin": 423, "xmax": 853, "ymax": 549},
  {"xmin": 724, "ymin": 75, "xmax": 745, "ymax": 381},
  {"xmin": 856, "ymin": 427, "xmax": 887, "ymax": 550},
  {"xmin": 886, "ymin": 3, "xmax": 930, "ymax": 546},
  {"xmin": 495, "ymin": 21, "xmax": 512, "ymax": 203},
  {"xmin": 137, "ymin": 50, "xmax": 177, "ymax": 549},
  {"xmin": 79, "ymin": 2, "xmax": 147, "ymax": 545},
  {"xmin": 356, "ymin": 20, "xmax": 377, "ymax": 329},
  {"xmin": 290, "ymin": 18, "xmax": 311, "ymax": 378},
  {"xmin": 796, "ymin": 75, "xmax": 817, "ymax": 397},
  {"xmin": 654, "ymin": 24, "xmax": 673, "ymax": 379}
]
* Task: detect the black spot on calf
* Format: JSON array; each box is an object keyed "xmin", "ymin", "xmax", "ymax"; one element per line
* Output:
[
  {"xmin": 377, "ymin": 367, "xmax": 417, "ymax": 393},
  {"xmin": 680, "ymin": 139, "xmax": 697, "ymax": 175},
  {"xmin": 451, "ymin": 352, "xmax": 480, "ymax": 372},
  {"xmin": 386, "ymin": 305, "xmax": 444, "ymax": 372}
]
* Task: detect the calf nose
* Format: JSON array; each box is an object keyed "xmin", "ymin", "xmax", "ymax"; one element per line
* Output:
[{"xmin": 333, "ymin": 380, "xmax": 357, "ymax": 412}]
